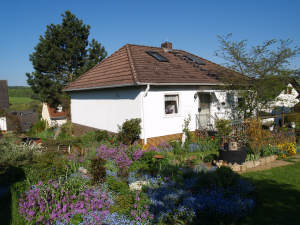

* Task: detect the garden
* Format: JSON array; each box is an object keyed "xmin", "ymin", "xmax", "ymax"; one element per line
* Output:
[{"xmin": 0, "ymin": 118, "xmax": 299, "ymax": 225}]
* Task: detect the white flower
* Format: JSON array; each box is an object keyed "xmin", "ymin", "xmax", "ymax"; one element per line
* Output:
[{"xmin": 129, "ymin": 180, "xmax": 150, "ymax": 191}]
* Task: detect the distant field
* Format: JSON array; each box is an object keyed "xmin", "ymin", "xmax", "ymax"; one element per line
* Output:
[
  {"xmin": 9, "ymin": 97, "xmax": 41, "ymax": 111},
  {"xmin": 9, "ymin": 97, "xmax": 35, "ymax": 105}
]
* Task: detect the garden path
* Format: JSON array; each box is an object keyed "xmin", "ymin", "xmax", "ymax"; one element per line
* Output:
[{"xmin": 242, "ymin": 154, "xmax": 300, "ymax": 173}]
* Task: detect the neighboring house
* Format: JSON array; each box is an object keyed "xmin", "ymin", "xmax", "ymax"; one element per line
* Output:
[
  {"xmin": 262, "ymin": 79, "xmax": 300, "ymax": 114},
  {"xmin": 271, "ymin": 82, "xmax": 300, "ymax": 110},
  {"xmin": 9, "ymin": 111, "xmax": 38, "ymax": 132},
  {"xmin": 261, "ymin": 80, "xmax": 300, "ymax": 128},
  {"xmin": 0, "ymin": 80, "xmax": 9, "ymax": 132},
  {"xmin": 64, "ymin": 42, "xmax": 248, "ymax": 144},
  {"xmin": 42, "ymin": 103, "xmax": 67, "ymax": 127}
]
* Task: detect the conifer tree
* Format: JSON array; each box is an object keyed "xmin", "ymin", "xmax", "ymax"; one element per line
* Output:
[{"xmin": 26, "ymin": 11, "xmax": 107, "ymax": 106}]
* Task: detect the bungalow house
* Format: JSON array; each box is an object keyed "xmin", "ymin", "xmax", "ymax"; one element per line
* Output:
[
  {"xmin": 41, "ymin": 103, "xmax": 67, "ymax": 127},
  {"xmin": 64, "ymin": 42, "xmax": 248, "ymax": 144},
  {"xmin": 0, "ymin": 80, "xmax": 9, "ymax": 133}
]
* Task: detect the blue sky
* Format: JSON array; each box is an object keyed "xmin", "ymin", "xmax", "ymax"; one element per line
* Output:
[{"xmin": 1, "ymin": 0, "xmax": 299, "ymax": 86}]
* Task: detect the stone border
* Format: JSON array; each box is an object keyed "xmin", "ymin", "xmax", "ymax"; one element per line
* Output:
[{"xmin": 214, "ymin": 155, "xmax": 278, "ymax": 172}]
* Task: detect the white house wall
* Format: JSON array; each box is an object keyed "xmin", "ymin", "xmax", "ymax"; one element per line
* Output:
[
  {"xmin": 70, "ymin": 87, "xmax": 142, "ymax": 133},
  {"xmin": 41, "ymin": 103, "xmax": 52, "ymax": 127},
  {"xmin": 141, "ymin": 86, "xmax": 233, "ymax": 139},
  {"xmin": 51, "ymin": 118, "xmax": 67, "ymax": 127},
  {"xmin": 0, "ymin": 117, "xmax": 7, "ymax": 131}
]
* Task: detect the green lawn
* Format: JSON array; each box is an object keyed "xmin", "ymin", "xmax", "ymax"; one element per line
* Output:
[
  {"xmin": 9, "ymin": 97, "xmax": 40, "ymax": 111},
  {"xmin": 241, "ymin": 159, "xmax": 300, "ymax": 225}
]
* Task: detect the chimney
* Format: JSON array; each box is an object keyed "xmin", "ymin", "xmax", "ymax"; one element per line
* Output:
[
  {"xmin": 161, "ymin": 41, "xmax": 172, "ymax": 50},
  {"xmin": 57, "ymin": 105, "xmax": 63, "ymax": 112}
]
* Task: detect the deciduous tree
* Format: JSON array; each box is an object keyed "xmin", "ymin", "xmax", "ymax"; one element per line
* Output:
[{"xmin": 216, "ymin": 34, "xmax": 300, "ymax": 117}]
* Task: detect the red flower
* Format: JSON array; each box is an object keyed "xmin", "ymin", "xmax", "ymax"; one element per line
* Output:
[{"xmin": 211, "ymin": 136, "xmax": 215, "ymax": 140}]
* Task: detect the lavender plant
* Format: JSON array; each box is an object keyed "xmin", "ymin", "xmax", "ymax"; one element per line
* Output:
[
  {"xmin": 19, "ymin": 179, "xmax": 112, "ymax": 224},
  {"xmin": 130, "ymin": 191, "xmax": 153, "ymax": 224}
]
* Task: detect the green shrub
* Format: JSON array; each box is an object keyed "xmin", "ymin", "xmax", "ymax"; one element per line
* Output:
[
  {"xmin": 106, "ymin": 176, "xmax": 129, "ymax": 194},
  {"xmin": 194, "ymin": 166, "xmax": 239, "ymax": 190},
  {"xmin": 90, "ymin": 157, "xmax": 106, "ymax": 184},
  {"xmin": 139, "ymin": 151, "xmax": 169, "ymax": 176},
  {"xmin": 216, "ymin": 119, "xmax": 232, "ymax": 138},
  {"xmin": 57, "ymin": 121, "xmax": 73, "ymax": 141},
  {"xmin": 35, "ymin": 128, "xmax": 55, "ymax": 141},
  {"xmin": 80, "ymin": 131, "xmax": 96, "ymax": 146},
  {"xmin": 203, "ymin": 153, "xmax": 217, "ymax": 163},
  {"xmin": 117, "ymin": 118, "xmax": 141, "ymax": 145},
  {"xmin": 214, "ymin": 166, "xmax": 239, "ymax": 188},
  {"xmin": 28, "ymin": 119, "xmax": 47, "ymax": 136},
  {"xmin": 0, "ymin": 136, "xmax": 45, "ymax": 168},
  {"xmin": 110, "ymin": 192, "xmax": 134, "ymax": 215},
  {"xmin": 197, "ymin": 137, "xmax": 219, "ymax": 152},
  {"xmin": 260, "ymin": 144, "xmax": 279, "ymax": 157},
  {"xmin": 95, "ymin": 130, "xmax": 109, "ymax": 142},
  {"xmin": 169, "ymin": 140, "xmax": 183, "ymax": 154},
  {"xmin": 29, "ymin": 151, "xmax": 70, "ymax": 183},
  {"xmin": 62, "ymin": 174, "xmax": 90, "ymax": 195}
]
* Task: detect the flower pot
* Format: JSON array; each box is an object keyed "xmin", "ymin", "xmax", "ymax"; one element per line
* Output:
[{"xmin": 218, "ymin": 147, "xmax": 247, "ymax": 164}]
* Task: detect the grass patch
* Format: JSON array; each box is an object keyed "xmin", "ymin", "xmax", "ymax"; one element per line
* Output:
[{"xmin": 241, "ymin": 160, "xmax": 300, "ymax": 225}]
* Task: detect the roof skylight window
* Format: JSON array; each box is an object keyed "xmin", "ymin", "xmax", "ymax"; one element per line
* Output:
[
  {"xmin": 146, "ymin": 51, "xmax": 169, "ymax": 62},
  {"xmin": 184, "ymin": 54, "xmax": 206, "ymax": 65}
]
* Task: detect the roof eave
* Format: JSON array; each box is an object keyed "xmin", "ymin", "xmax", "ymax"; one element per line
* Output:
[
  {"xmin": 139, "ymin": 82, "xmax": 224, "ymax": 86},
  {"xmin": 64, "ymin": 82, "xmax": 225, "ymax": 92}
]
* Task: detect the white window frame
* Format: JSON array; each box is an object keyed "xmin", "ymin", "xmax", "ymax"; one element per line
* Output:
[{"xmin": 164, "ymin": 94, "xmax": 180, "ymax": 116}]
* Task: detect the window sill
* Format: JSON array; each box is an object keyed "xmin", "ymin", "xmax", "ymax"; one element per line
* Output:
[{"xmin": 163, "ymin": 113, "xmax": 182, "ymax": 118}]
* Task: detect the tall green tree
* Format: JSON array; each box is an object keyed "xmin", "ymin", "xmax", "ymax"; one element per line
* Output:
[
  {"xmin": 26, "ymin": 11, "xmax": 107, "ymax": 106},
  {"xmin": 216, "ymin": 34, "xmax": 300, "ymax": 118}
]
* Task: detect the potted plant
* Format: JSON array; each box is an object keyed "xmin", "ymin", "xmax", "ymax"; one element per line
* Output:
[{"xmin": 215, "ymin": 119, "xmax": 232, "ymax": 149}]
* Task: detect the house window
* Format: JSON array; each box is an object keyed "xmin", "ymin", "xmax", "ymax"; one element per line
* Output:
[
  {"xmin": 165, "ymin": 95, "xmax": 179, "ymax": 114},
  {"xmin": 226, "ymin": 93, "xmax": 235, "ymax": 107}
]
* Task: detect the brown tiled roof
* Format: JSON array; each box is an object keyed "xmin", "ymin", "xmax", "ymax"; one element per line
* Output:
[
  {"xmin": 47, "ymin": 105, "xmax": 67, "ymax": 119},
  {"xmin": 0, "ymin": 80, "xmax": 9, "ymax": 109},
  {"xmin": 64, "ymin": 44, "xmax": 247, "ymax": 91}
]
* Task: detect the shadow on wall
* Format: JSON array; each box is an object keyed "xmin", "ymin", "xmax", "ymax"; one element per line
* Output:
[{"xmin": 70, "ymin": 87, "xmax": 141, "ymax": 100}]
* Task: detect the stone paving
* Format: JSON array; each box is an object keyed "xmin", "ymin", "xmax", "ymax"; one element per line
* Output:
[{"xmin": 241, "ymin": 154, "xmax": 300, "ymax": 173}]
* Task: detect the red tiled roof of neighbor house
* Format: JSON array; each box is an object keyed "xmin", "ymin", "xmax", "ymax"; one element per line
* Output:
[
  {"xmin": 64, "ymin": 43, "xmax": 248, "ymax": 91},
  {"xmin": 47, "ymin": 105, "xmax": 67, "ymax": 119}
]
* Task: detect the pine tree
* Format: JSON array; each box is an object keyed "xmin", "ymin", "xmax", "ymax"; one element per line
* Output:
[{"xmin": 26, "ymin": 11, "xmax": 107, "ymax": 106}]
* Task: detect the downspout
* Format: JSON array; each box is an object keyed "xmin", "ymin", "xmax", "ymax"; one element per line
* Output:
[{"xmin": 142, "ymin": 84, "xmax": 150, "ymax": 144}]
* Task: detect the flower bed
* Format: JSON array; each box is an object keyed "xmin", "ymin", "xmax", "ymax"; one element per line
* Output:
[{"xmin": 2, "ymin": 132, "xmax": 257, "ymax": 225}]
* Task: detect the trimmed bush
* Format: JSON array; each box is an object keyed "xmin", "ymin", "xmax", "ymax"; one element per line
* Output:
[{"xmin": 117, "ymin": 118, "xmax": 141, "ymax": 145}]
